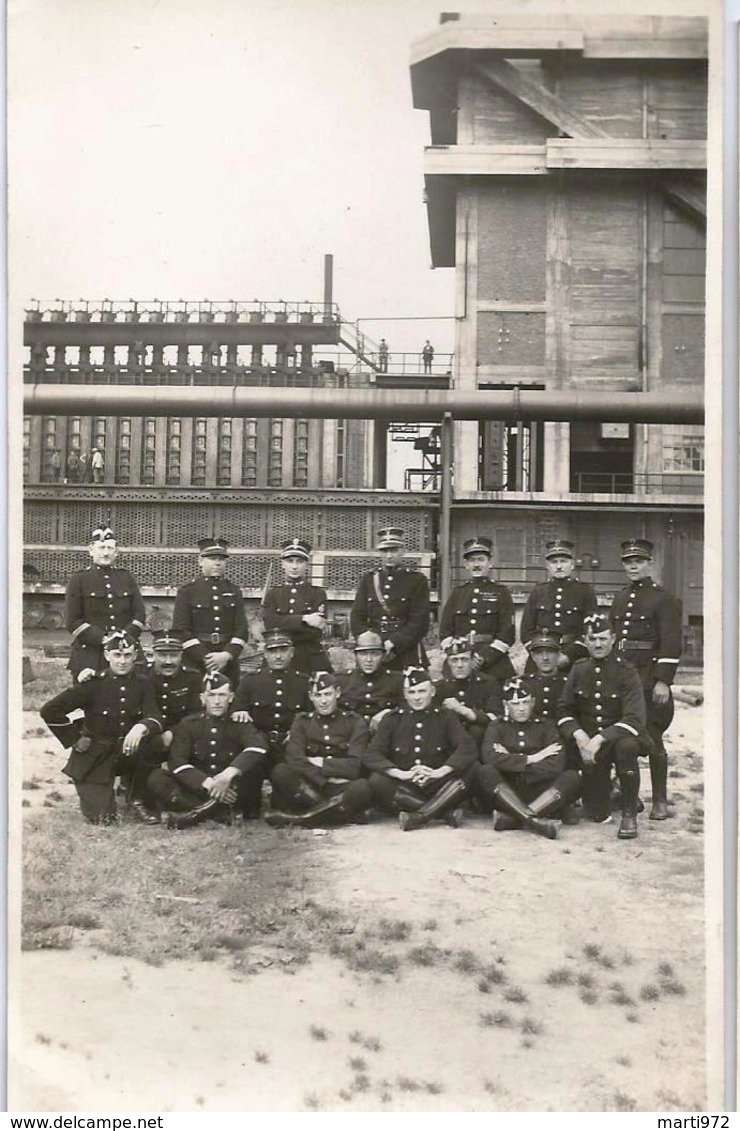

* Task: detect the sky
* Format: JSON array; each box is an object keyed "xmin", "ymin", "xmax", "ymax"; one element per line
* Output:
[{"xmin": 8, "ymin": 0, "xmax": 482, "ymax": 356}]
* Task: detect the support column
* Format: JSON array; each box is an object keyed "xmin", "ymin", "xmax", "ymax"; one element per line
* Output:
[
  {"xmin": 543, "ymin": 422, "xmax": 570, "ymax": 492},
  {"xmin": 373, "ymin": 421, "xmax": 388, "ymax": 488},
  {"xmin": 439, "ymin": 414, "xmax": 453, "ymax": 611}
]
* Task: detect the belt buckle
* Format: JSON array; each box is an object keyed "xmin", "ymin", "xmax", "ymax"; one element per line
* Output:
[{"xmin": 211, "ymin": 633, "xmax": 221, "ymax": 645}]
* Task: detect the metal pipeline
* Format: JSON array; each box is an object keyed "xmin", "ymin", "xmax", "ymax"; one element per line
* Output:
[{"xmin": 23, "ymin": 384, "xmax": 704, "ymax": 424}]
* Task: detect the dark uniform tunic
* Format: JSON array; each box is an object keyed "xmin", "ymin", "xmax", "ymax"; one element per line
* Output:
[
  {"xmin": 150, "ymin": 711, "xmax": 268, "ymax": 818},
  {"xmin": 520, "ymin": 577, "xmax": 598, "ymax": 668},
  {"xmin": 271, "ymin": 708, "xmax": 371, "ymax": 815},
  {"xmin": 140, "ymin": 665, "xmax": 204, "ymax": 772},
  {"xmin": 439, "ymin": 579, "xmax": 515, "ymax": 680},
  {"xmin": 262, "ymin": 582, "xmax": 329, "ymax": 675},
  {"xmin": 350, "ymin": 567, "xmax": 430, "ymax": 670},
  {"xmin": 232, "ymin": 668, "xmax": 311, "ymax": 764},
  {"xmin": 365, "ymin": 704, "xmax": 477, "ymax": 811},
  {"xmin": 172, "ymin": 575, "xmax": 248, "ymax": 686},
  {"xmin": 338, "ymin": 668, "xmax": 405, "ymax": 726},
  {"xmin": 65, "ymin": 565, "xmax": 146, "ymax": 678},
  {"xmin": 41, "ymin": 670, "xmax": 162, "ymax": 822},
  {"xmin": 433, "ymin": 673, "xmax": 503, "ymax": 748},
  {"xmin": 527, "ymin": 670, "xmax": 568, "ymax": 723},
  {"xmin": 609, "ymin": 577, "xmax": 682, "ymax": 746}
]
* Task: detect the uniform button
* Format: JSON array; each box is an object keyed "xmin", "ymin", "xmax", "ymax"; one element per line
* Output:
[
  {"xmin": 415, "ymin": 722, "xmax": 422, "ymax": 729},
  {"xmin": 594, "ymin": 693, "xmax": 601, "ymax": 699},
  {"xmin": 543, "ymin": 686, "xmax": 549, "ymax": 692},
  {"xmin": 365, "ymin": 692, "xmax": 372, "ymax": 698},
  {"xmin": 414, "ymin": 759, "xmax": 421, "ymax": 765},
  {"xmin": 276, "ymin": 689, "xmax": 283, "ymax": 697},
  {"xmin": 470, "ymin": 618, "xmax": 477, "ymax": 626},
  {"xmin": 275, "ymin": 679, "xmax": 282, "ymax": 685},
  {"xmin": 594, "ymin": 667, "xmax": 601, "ymax": 674},
  {"xmin": 211, "ymin": 728, "xmax": 217, "ymax": 733},
  {"xmin": 290, "ymin": 587, "xmax": 296, "ymax": 594},
  {"xmin": 595, "ymin": 680, "xmax": 601, "ymax": 686}
]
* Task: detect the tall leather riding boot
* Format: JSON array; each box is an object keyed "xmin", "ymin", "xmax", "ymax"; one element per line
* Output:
[
  {"xmin": 491, "ymin": 782, "xmax": 560, "ymax": 840},
  {"xmin": 580, "ymin": 761, "xmax": 612, "ymax": 823},
  {"xmin": 391, "ymin": 785, "xmax": 425, "ymax": 813},
  {"xmin": 528, "ymin": 786, "xmax": 564, "ymax": 818},
  {"xmin": 648, "ymin": 747, "xmax": 669, "ymax": 820},
  {"xmin": 617, "ymin": 767, "xmax": 640, "ymax": 840},
  {"xmin": 163, "ymin": 796, "xmax": 233, "ymax": 830},
  {"xmin": 264, "ymin": 794, "xmax": 348, "ymax": 829},
  {"xmin": 399, "ymin": 777, "xmax": 466, "ymax": 831},
  {"xmin": 288, "ymin": 780, "xmax": 324, "ymax": 812}
]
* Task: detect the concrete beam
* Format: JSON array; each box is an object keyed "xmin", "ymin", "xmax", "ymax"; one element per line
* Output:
[{"xmin": 23, "ymin": 384, "xmax": 704, "ymax": 424}]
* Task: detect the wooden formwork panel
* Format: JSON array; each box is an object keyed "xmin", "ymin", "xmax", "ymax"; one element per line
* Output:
[{"xmin": 477, "ymin": 186, "xmax": 547, "ymax": 303}]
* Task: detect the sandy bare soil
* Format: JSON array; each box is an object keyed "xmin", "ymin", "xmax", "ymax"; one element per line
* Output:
[{"xmin": 11, "ymin": 694, "xmax": 707, "ymax": 1113}]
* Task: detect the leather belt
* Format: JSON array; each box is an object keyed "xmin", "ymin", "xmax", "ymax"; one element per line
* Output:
[
  {"xmin": 617, "ymin": 640, "xmax": 655, "ymax": 651},
  {"xmin": 199, "ymin": 633, "xmax": 228, "ymax": 646}
]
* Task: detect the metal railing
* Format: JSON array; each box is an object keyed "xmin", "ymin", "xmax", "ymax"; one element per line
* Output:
[
  {"xmin": 25, "ymin": 298, "xmax": 340, "ymax": 324},
  {"xmin": 24, "ymin": 363, "xmax": 356, "ymax": 388},
  {"xmin": 571, "ymin": 472, "xmax": 704, "ymax": 496}
]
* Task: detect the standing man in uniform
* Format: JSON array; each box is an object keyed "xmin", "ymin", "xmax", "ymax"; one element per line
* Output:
[
  {"xmin": 476, "ymin": 677, "xmax": 579, "ymax": 839},
  {"xmin": 439, "ymin": 536, "xmax": 515, "ymax": 682},
  {"xmin": 264, "ymin": 671, "xmax": 372, "ymax": 828},
  {"xmin": 261, "ymin": 538, "xmax": 329, "ymax": 675},
  {"xmin": 421, "ymin": 340, "xmax": 435, "ymax": 374},
  {"xmin": 338, "ymin": 631, "xmax": 405, "ymax": 732},
  {"xmin": 231, "ymin": 629, "xmax": 311, "ymax": 770},
  {"xmin": 557, "ymin": 613, "xmax": 647, "ymax": 839},
  {"xmin": 350, "ymin": 528, "xmax": 430, "ymax": 671},
  {"xmin": 41, "ymin": 630, "xmax": 162, "ymax": 824},
  {"xmin": 148, "ymin": 671, "xmax": 268, "ymax": 828},
  {"xmin": 609, "ymin": 538, "xmax": 682, "ymax": 821},
  {"xmin": 172, "ymin": 537, "xmax": 248, "ymax": 688},
  {"xmin": 365, "ymin": 666, "xmax": 478, "ymax": 831},
  {"xmin": 434, "ymin": 637, "xmax": 503, "ymax": 750},
  {"xmin": 65, "ymin": 525, "xmax": 146, "ymax": 681},
  {"xmin": 520, "ymin": 539, "xmax": 597, "ymax": 672}
]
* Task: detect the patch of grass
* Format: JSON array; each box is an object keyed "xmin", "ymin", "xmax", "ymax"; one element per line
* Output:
[
  {"xmin": 353, "ymin": 1074, "xmax": 371, "ymax": 1093},
  {"xmin": 520, "ymin": 1017, "xmax": 542, "ymax": 1036},
  {"xmin": 478, "ymin": 978, "xmax": 492, "ymax": 994},
  {"xmin": 254, "ymin": 1049, "xmax": 269, "ymax": 1064},
  {"xmin": 422, "ymin": 918, "xmax": 438, "ymax": 932},
  {"xmin": 625, "ymin": 1011, "xmax": 640, "ymax": 1024},
  {"xmin": 483, "ymin": 1078, "xmax": 503, "ymax": 1095},
  {"xmin": 331, "ymin": 939, "xmax": 400, "ymax": 975},
  {"xmin": 376, "ymin": 918, "xmax": 411, "ymax": 942},
  {"xmin": 211, "ymin": 933, "xmax": 247, "ymax": 951},
  {"xmin": 480, "ymin": 1010, "xmax": 512, "ymax": 1029},
  {"xmin": 610, "ymin": 1091, "xmax": 637, "ymax": 1112},
  {"xmin": 615, "ymin": 1055, "xmax": 632, "ymax": 1067},
  {"xmin": 621, "ymin": 950, "xmax": 635, "ymax": 967},
  {"xmin": 349, "ymin": 1056, "xmax": 367, "ymax": 1072},
  {"xmin": 397, "ymin": 1076, "xmax": 421, "ymax": 1093},
  {"xmin": 608, "ymin": 985, "xmax": 635, "ymax": 1008},
  {"xmin": 424, "ymin": 1081, "xmax": 443, "ymax": 1095},
  {"xmin": 657, "ymin": 961, "xmax": 675, "ymax": 978},
  {"xmin": 48, "ymin": 790, "xmax": 65, "ymax": 802},
  {"xmin": 348, "ymin": 1030, "xmax": 363, "ymax": 1044},
  {"xmin": 597, "ymin": 954, "xmax": 616, "ymax": 970},
  {"xmin": 661, "ymin": 978, "xmax": 687, "ymax": 996},
  {"xmin": 689, "ymin": 783, "xmax": 704, "ymax": 794},
  {"xmin": 379, "ymin": 1091, "xmax": 392, "ymax": 1104},
  {"xmin": 504, "ymin": 986, "xmax": 528, "ymax": 1004},
  {"xmin": 481, "ymin": 963, "xmax": 507, "ymax": 985},
  {"xmin": 545, "ymin": 967, "xmax": 574, "ymax": 987},
  {"xmin": 640, "ymin": 983, "xmax": 661, "ymax": 1002},
  {"xmin": 364, "ymin": 1036, "xmax": 382, "ymax": 1053},
  {"xmin": 582, "ymin": 942, "xmax": 601, "ymax": 961},
  {"xmin": 338, "ymin": 1090, "xmax": 352, "ymax": 1103},
  {"xmin": 22, "ymin": 799, "xmax": 31, "ymax": 808},
  {"xmin": 23, "ymin": 778, "xmax": 43, "ymax": 791},
  {"xmin": 577, "ymin": 972, "xmax": 595, "ymax": 989},
  {"xmin": 309, "ymin": 1025, "xmax": 329, "ymax": 1042},
  {"xmin": 579, "ymin": 988, "xmax": 599, "ymax": 1005},
  {"xmin": 407, "ymin": 943, "xmax": 444, "ymax": 967},
  {"xmin": 35, "ymin": 1032, "xmax": 52, "ymax": 1045},
  {"xmin": 303, "ymin": 1093, "xmax": 322, "ymax": 1111},
  {"xmin": 454, "ymin": 948, "xmax": 480, "ymax": 974},
  {"xmin": 521, "ymin": 1037, "xmax": 534, "ymax": 1049}
]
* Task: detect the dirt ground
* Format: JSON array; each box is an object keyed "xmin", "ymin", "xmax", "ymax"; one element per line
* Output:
[{"xmin": 11, "ymin": 677, "xmax": 708, "ymax": 1113}]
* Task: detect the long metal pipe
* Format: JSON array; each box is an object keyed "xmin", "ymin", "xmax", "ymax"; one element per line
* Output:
[
  {"xmin": 23, "ymin": 384, "xmax": 704, "ymax": 423},
  {"xmin": 439, "ymin": 414, "xmax": 453, "ymax": 608}
]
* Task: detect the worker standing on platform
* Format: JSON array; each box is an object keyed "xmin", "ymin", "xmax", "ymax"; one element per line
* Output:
[
  {"xmin": 64, "ymin": 525, "xmax": 146, "ymax": 682},
  {"xmin": 609, "ymin": 538, "xmax": 682, "ymax": 822},
  {"xmin": 378, "ymin": 339, "xmax": 389, "ymax": 373},
  {"xmin": 350, "ymin": 528, "xmax": 430, "ymax": 670},
  {"xmin": 172, "ymin": 537, "xmax": 248, "ymax": 688},
  {"xmin": 439, "ymin": 536, "xmax": 515, "ymax": 682},
  {"xmin": 422, "ymin": 340, "xmax": 434, "ymax": 374},
  {"xmin": 520, "ymin": 539, "xmax": 598, "ymax": 673},
  {"xmin": 262, "ymin": 538, "xmax": 330, "ymax": 675}
]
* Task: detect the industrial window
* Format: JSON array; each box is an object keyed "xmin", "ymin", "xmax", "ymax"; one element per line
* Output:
[
  {"xmin": 661, "ymin": 425, "xmax": 705, "ymax": 472},
  {"xmin": 23, "ymin": 417, "xmax": 31, "ymax": 483},
  {"xmin": 94, "ymin": 418, "xmax": 106, "ymax": 450},
  {"xmin": 192, "ymin": 418, "xmax": 208, "ymax": 485},
  {"xmin": 141, "ymin": 417, "xmax": 157, "ymax": 484},
  {"xmin": 166, "ymin": 419, "xmax": 182, "ymax": 485},
  {"xmin": 68, "ymin": 417, "xmax": 81, "ymax": 450},
  {"xmin": 41, "ymin": 417, "xmax": 57, "ymax": 482},
  {"xmin": 217, "ymin": 419, "xmax": 232, "ymax": 485},
  {"xmin": 242, "ymin": 420, "xmax": 257, "ymax": 486},
  {"xmin": 116, "ymin": 419, "xmax": 132, "ymax": 483},
  {"xmin": 268, "ymin": 420, "xmax": 283, "ymax": 487},
  {"xmin": 336, "ymin": 420, "xmax": 345, "ymax": 488},
  {"xmin": 293, "ymin": 420, "xmax": 309, "ymax": 487}
]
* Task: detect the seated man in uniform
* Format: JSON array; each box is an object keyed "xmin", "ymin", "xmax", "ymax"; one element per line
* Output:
[
  {"xmin": 148, "ymin": 671, "xmax": 268, "ymax": 829},
  {"xmin": 264, "ymin": 671, "xmax": 372, "ymax": 828},
  {"xmin": 261, "ymin": 538, "xmax": 330, "ymax": 675},
  {"xmin": 365, "ymin": 666, "xmax": 478, "ymax": 832},
  {"xmin": 520, "ymin": 539, "xmax": 597, "ymax": 673},
  {"xmin": 172, "ymin": 536, "xmax": 248, "ymax": 687},
  {"xmin": 65, "ymin": 525, "xmax": 146, "ymax": 682},
  {"xmin": 434, "ymin": 636, "xmax": 503, "ymax": 750},
  {"xmin": 557, "ymin": 613, "xmax": 647, "ymax": 840},
  {"xmin": 439, "ymin": 537, "xmax": 515, "ymax": 682},
  {"xmin": 476, "ymin": 677, "xmax": 580, "ymax": 840},
  {"xmin": 338, "ymin": 631, "xmax": 405, "ymax": 732},
  {"xmin": 41, "ymin": 630, "xmax": 162, "ymax": 824},
  {"xmin": 131, "ymin": 629, "xmax": 203, "ymax": 822},
  {"xmin": 231, "ymin": 629, "xmax": 311, "ymax": 770}
]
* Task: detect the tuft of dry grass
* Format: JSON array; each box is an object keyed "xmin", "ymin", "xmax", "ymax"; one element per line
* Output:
[
  {"xmin": 577, "ymin": 972, "xmax": 595, "ymax": 989},
  {"xmin": 579, "ymin": 988, "xmax": 599, "ymax": 1006},
  {"xmin": 454, "ymin": 948, "xmax": 480, "ymax": 974},
  {"xmin": 254, "ymin": 1049, "xmax": 270, "ymax": 1064},
  {"xmin": 396, "ymin": 1076, "xmax": 421, "ymax": 1093},
  {"xmin": 349, "ymin": 1056, "xmax": 367, "ymax": 1072},
  {"xmin": 610, "ymin": 1091, "xmax": 637, "ymax": 1112},
  {"xmin": 407, "ymin": 942, "xmax": 444, "ymax": 967},
  {"xmin": 480, "ymin": 1010, "xmax": 512, "ymax": 1029},
  {"xmin": 545, "ymin": 967, "xmax": 573, "ymax": 987},
  {"xmin": 309, "ymin": 1025, "xmax": 329, "ymax": 1042},
  {"xmin": 640, "ymin": 984, "xmax": 661, "ymax": 1002},
  {"xmin": 661, "ymin": 978, "xmax": 687, "ymax": 996},
  {"xmin": 520, "ymin": 1017, "xmax": 543, "ymax": 1036},
  {"xmin": 376, "ymin": 918, "xmax": 412, "ymax": 942},
  {"xmin": 504, "ymin": 986, "xmax": 528, "ymax": 1004}
]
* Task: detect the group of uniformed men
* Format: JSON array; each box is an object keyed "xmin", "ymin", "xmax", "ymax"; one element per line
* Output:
[{"xmin": 40, "ymin": 522, "xmax": 683, "ymax": 841}]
